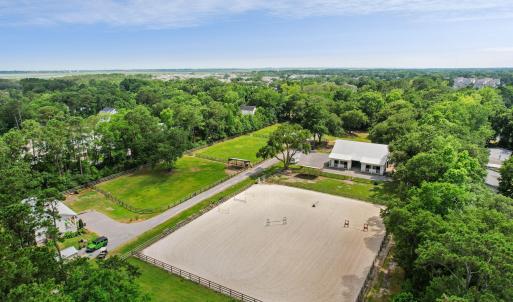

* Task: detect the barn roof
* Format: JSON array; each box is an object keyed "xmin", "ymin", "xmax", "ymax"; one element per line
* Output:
[{"xmin": 329, "ymin": 139, "xmax": 389, "ymax": 166}]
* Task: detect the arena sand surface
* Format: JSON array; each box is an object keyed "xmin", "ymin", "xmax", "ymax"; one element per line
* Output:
[{"xmin": 142, "ymin": 184, "xmax": 386, "ymax": 302}]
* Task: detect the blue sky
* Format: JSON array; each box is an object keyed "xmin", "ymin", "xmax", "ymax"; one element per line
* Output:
[{"xmin": 1, "ymin": 0, "xmax": 513, "ymax": 70}]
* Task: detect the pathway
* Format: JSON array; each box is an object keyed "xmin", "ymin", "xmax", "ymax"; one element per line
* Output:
[{"xmin": 79, "ymin": 158, "xmax": 279, "ymax": 251}]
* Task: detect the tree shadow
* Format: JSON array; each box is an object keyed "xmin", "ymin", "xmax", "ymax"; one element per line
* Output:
[
  {"xmin": 370, "ymin": 180, "xmax": 401, "ymax": 205},
  {"xmin": 341, "ymin": 272, "xmax": 368, "ymax": 301},
  {"xmin": 295, "ymin": 173, "xmax": 318, "ymax": 180}
]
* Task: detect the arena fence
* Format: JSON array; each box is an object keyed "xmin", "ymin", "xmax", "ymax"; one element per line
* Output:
[
  {"xmin": 119, "ymin": 177, "xmax": 259, "ymax": 260},
  {"xmin": 355, "ymin": 233, "xmax": 392, "ymax": 302},
  {"xmin": 135, "ymin": 253, "xmax": 262, "ymax": 302}
]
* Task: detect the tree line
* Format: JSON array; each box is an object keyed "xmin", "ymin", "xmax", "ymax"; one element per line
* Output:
[{"xmin": 1, "ymin": 70, "xmax": 513, "ymax": 301}]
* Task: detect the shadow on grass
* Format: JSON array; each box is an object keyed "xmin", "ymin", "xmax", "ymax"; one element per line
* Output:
[{"xmin": 296, "ymin": 173, "xmax": 318, "ymax": 180}]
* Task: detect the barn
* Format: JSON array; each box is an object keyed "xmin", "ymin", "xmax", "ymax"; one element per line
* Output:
[{"xmin": 328, "ymin": 139, "xmax": 389, "ymax": 175}]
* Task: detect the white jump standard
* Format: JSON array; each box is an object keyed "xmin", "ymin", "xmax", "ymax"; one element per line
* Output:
[{"xmin": 265, "ymin": 216, "xmax": 287, "ymax": 226}]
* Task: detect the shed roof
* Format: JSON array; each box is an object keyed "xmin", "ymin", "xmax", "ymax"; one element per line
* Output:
[
  {"xmin": 60, "ymin": 246, "xmax": 78, "ymax": 259},
  {"xmin": 329, "ymin": 139, "xmax": 389, "ymax": 166}
]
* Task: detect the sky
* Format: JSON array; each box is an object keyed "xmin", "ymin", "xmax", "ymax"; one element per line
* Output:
[{"xmin": 1, "ymin": 0, "xmax": 513, "ymax": 70}]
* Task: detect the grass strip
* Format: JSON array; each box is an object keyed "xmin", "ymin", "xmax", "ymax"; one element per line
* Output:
[{"xmin": 129, "ymin": 258, "xmax": 235, "ymax": 302}]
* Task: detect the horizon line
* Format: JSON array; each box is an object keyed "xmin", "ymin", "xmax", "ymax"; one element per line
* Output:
[{"xmin": 2, "ymin": 67, "xmax": 513, "ymax": 73}]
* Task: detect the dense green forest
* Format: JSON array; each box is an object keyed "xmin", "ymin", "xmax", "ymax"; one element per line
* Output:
[{"xmin": 1, "ymin": 69, "xmax": 513, "ymax": 301}]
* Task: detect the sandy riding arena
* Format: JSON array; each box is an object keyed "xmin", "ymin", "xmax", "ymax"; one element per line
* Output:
[{"xmin": 142, "ymin": 184, "xmax": 386, "ymax": 302}]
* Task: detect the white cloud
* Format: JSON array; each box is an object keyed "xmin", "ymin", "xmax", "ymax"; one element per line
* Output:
[{"xmin": 1, "ymin": 0, "xmax": 513, "ymax": 28}]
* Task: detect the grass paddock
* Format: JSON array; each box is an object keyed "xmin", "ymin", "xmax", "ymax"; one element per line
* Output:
[
  {"xmin": 129, "ymin": 258, "xmax": 235, "ymax": 302},
  {"xmin": 65, "ymin": 189, "xmax": 154, "ymax": 222},
  {"xmin": 97, "ymin": 156, "xmax": 227, "ymax": 210},
  {"xmin": 194, "ymin": 124, "xmax": 278, "ymax": 163}
]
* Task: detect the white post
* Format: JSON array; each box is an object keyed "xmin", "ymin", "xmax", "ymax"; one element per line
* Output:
[
  {"xmin": 361, "ymin": 163, "xmax": 366, "ymax": 173},
  {"xmin": 347, "ymin": 160, "xmax": 352, "ymax": 170}
]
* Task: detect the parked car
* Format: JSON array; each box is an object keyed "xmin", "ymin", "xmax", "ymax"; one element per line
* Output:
[
  {"xmin": 96, "ymin": 247, "xmax": 108, "ymax": 259},
  {"xmin": 86, "ymin": 236, "xmax": 108, "ymax": 253}
]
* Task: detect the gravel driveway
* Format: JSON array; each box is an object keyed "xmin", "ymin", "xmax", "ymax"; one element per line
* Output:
[{"xmin": 79, "ymin": 158, "xmax": 279, "ymax": 250}]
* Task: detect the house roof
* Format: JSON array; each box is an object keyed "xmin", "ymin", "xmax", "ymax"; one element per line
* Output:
[
  {"xmin": 60, "ymin": 246, "xmax": 78, "ymax": 259},
  {"xmin": 240, "ymin": 105, "xmax": 256, "ymax": 111},
  {"xmin": 99, "ymin": 107, "xmax": 117, "ymax": 114},
  {"xmin": 22, "ymin": 198, "xmax": 77, "ymax": 217},
  {"xmin": 329, "ymin": 139, "xmax": 389, "ymax": 166},
  {"xmin": 56, "ymin": 202, "xmax": 77, "ymax": 217}
]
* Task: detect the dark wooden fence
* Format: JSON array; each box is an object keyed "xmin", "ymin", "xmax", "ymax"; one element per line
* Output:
[
  {"xmin": 195, "ymin": 152, "xmax": 265, "ymax": 166},
  {"xmin": 61, "ymin": 166, "xmax": 143, "ymax": 196},
  {"xmin": 92, "ymin": 163, "xmax": 256, "ymax": 215},
  {"xmin": 185, "ymin": 125, "xmax": 273, "ymax": 156},
  {"xmin": 119, "ymin": 178, "xmax": 256, "ymax": 261},
  {"xmin": 136, "ymin": 253, "xmax": 262, "ymax": 302},
  {"xmin": 92, "ymin": 186, "xmax": 158, "ymax": 214},
  {"xmin": 62, "ymin": 124, "xmax": 275, "ymax": 213},
  {"xmin": 355, "ymin": 233, "xmax": 392, "ymax": 302}
]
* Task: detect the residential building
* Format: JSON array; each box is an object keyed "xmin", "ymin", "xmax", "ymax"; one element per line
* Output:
[
  {"xmin": 98, "ymin": 107, "xmax": 118, "ymax": 122},
  {"xmin": 240, "ymin": 105, "xmax": 257, "ymax": 115},
  {"xmin": 23, "ymin": 198, "xmax": 79, "ymax": 244},
  {"xmin": 453, "ymin": 77, "xmax": 500, "ymax": 89}
]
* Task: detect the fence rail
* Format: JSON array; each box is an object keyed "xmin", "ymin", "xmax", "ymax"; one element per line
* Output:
[
  {"xmin": 185, "ymin": 125, "xmax": 273, "ymax": 156},
  {"xmin": 61, "ymin": 166, "xmax": 144, "ymax": 196},
  {"xmin": 136, "ymin": 253, "xmax": 262, "ymax": 302},
  {"xmin": 355, "ymin": 233, "xmax": 392, "ymax": 302},
  {"xmin": 62, "ymin": 125, "xmax": 275, "ymax": 212},
  {"xmin": 92, "ymin": 186, "xmax": 158, "ymax": 214},
  {"xmin": 119, "ymin": 178, "xmax": 257, "ymax": 260}
]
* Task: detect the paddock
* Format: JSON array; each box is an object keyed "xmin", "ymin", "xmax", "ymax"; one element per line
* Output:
[{"xmin": 142, "ymin": 184, "xmax": 386, "ymax": 302}]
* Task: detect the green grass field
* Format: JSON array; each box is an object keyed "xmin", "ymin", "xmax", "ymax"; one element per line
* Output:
[
  {"xmin": 129, "ymin": 258, "xmax": 235, "ymax": 302},
  {"xmin": 326, "ymin": 131, "xmax": 371, "ymax": 143},
  {"xmin": 251, "ymin": 124, "xmax": 279, "ymax": 137},
  {"xmin": 65, "ymin": 189, "xmax": 154, "ymax": 222},
  {"xmin": 58, "ymin": 229, "xmax": 98, "ymax": 250},
  {"xmin": 97, "ymin": 156, "xmax": 227, "ymax": 211},
  {"xmin": 195, "ymin": 135, "xmax": 267, "ymax": 163},
  {"xmin": 269, "ymin": 173, "xmax": 386, "ymax": 204},
  {"xmin": 194, "ymin": 124, "xmax": 278, "ymax": 163}
]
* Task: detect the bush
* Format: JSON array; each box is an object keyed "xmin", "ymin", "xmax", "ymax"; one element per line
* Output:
[{"xmin": 63, "ymin": 231, "xmax": 80, "ymax": 239}]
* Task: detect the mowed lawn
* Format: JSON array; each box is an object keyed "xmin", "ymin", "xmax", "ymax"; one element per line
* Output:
[
  {"xmin": 251, "ymin": 124, "xmax": 279, "ymax": 137},
  {"xmin": 269, "ymin": 174, "xmax": 386, "ymax": 205},
  {"xmin": 97, "ymin": 156, "xmax": 227, "ymax": 210},
  {"xmin": 129, "ymin": 258, "xmax": 235, "ymax": 302},
  {"xmin": 194, "ymin": 124, "xmax": 278, "ymax": 163},
  {"xmin": 65, "ymin": 189, "xmax": 155, "ymax": 222},
  {"xmin": 326, "ymin": 131, "xmax": 370, "ymax": 143},
  {"xmin": 195, "ymin": 135, "xmax": 267, "ymax": 163}
]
